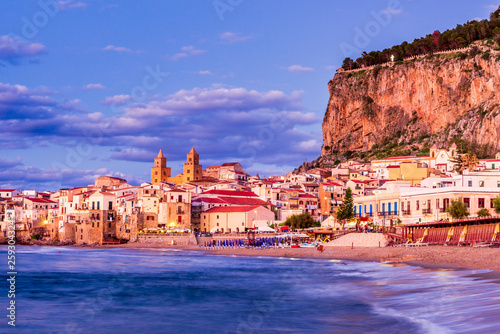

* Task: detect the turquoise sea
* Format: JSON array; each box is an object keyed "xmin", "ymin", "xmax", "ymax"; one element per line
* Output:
[{"xmin": 1, "ymin": 246, "xmax": 500, "ymax": 333}]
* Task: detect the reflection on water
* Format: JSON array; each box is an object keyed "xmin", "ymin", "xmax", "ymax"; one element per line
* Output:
[{"xmin": 1, "ymin": 246, "xmax": 499, "ymax": 334}]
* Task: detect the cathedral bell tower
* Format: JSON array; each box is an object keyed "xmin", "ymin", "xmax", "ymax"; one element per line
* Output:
[{"xmin": 151, "ymin": 149, "xmax": 171, "ymax": 185}]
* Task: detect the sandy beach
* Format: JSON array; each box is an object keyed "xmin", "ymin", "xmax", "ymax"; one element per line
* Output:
[{"xmin": 109, "ymin": 242, "xmax": 500, "ymax": 279}]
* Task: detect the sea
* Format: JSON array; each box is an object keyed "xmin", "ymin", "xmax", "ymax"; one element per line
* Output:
[{"xmin": 1, "ymin": 246, "xmax": 500, "ymax": 334}]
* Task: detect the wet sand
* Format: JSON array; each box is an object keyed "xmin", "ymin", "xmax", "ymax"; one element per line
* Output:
[{"xmin": 112, "ymin": 242, "xmax": 500, "ymax": 278}]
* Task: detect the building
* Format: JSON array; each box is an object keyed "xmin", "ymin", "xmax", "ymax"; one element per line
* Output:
[
  {"xmin": 200, "ymin": 205, "xmax": 275, "ymax": 233},
  {"xmin": 168, "ymin": 147, "xmax": 203, "ymax": 185},
  {"xmin": 0, "ymin": 189, "xmax": 21, "ymax": 199},
  {"xmin": 151, "ymin": 149, "xmax": 171, "ymax": 185}
]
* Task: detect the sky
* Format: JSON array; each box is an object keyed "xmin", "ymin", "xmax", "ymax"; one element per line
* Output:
[{"xmin": 0, "ymin": 0, "xmax": 497, "ymax": 190}]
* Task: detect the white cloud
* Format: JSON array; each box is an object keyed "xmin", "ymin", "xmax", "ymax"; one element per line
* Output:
[
  {"xmin": 103, "ymin": 45, "xmax": 137, "ymax": 53},
  {"xmin": 101, "ymin": 94, "xmax": 132, "ymax": 106},
  {"xmin": 0, "ymin": 35, "xmax": 45, "ymax": 61},
  {"xmin": 220, "ymin": 32, "xmax": 252, "ymax": 43},
  {"xmin": 82, "ymin": 83, "xmax": 106, "ymax": 90},
  {"xmin": 287, "ymin": 65, "xmax": 314, "ymax": 73},
  {"xmin": 171, "ymin": 46, "xmax": 206, "ymax": 60},
  {"xmin": 198, "ymin": 70, "xmax": 213, "ymax": 75},
  {"xmin": 58, "ymin": 0, "xmax": 87, "ymax": 10}
]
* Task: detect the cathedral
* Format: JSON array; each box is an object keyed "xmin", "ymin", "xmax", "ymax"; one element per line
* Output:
[{"xmin": 150, "ymin": 148, "xmax": 202, "ymax": 185}]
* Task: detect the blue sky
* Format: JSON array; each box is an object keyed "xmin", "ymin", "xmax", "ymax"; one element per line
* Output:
[{"xmin": 0, "ymin": 0, "xmax": 497, "ymax": 190}]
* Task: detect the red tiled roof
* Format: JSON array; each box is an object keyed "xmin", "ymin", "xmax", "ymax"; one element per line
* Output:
[
  {"xmin": 299, "ymin": 194, "xmax": 317, "ymax": 199},
  {"xmin": 25, "ymin": 198, "xmax": 57, "ymax": 204},
  {"xmin": 204, "ymin": 205, "xmax": 260, "ymax": 213},
  {"xmin": 0, "ymin": 189, "xmax": 17, "ymax": 192},
  {"xmin": 386, "ymin": 165, "xmax": 400, "ymax": 168},
  {"xmin": 200, "ymin": 190, "xmax": 258, "ymax": 197},
  {"xmin": 221, "ymin": 162, "xmax": 240, "ymax": 167},
  {"xmin": 218, "ymin": 196, "xmax": 273, "ymax": 206},
  {"xmin": 192, "ymin": 197, "xmax": 227, "ymax": 204}
]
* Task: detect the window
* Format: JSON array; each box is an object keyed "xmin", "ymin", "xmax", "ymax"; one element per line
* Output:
[
  {"xmin": 187, "ymin": 169, "xmax": 191, "ymax": 173},
  {"xmin": 97, "ymin": 202, "xmax": 100, "ymax": 210},
  {"xmin": 463, "ymin": 198, "xmax": 470, "ymax": 208},
  {"xmin": 479, "ymin": 181, "xmax": 484, "ymax": 187},
  {"xmin": 492, "ymin": 164, "xmax": 496, "ymax": 169},
  {"xmin": 416, "ymin": 201, "xmax": 419, "ymax": 210},
  {"xmin": 92, "ymin": 222, "xmax": 94, "ymax": 227},
  {"xmin": 155, "ymin": 171, "xmax": 158, "ymax": 175},
  {"xmin": 478, "ymin": 198, "xmax": 485, "ymax": 208},
  {"xmin": 109, "ymin": 201, "xmax": 112, "ymax": 210},
  {"xmin": 97, "ymin": 222, "xmax": 99, "ymax": 227},
  {"xmin": 217, "ymin": 215, "xmax": 219, "ymax": 219},
  {"xmin": 92, "ymin": 202, "xmax": 95, "ymax": 210},
  {"xmin": 498, "ymin": 181, "xmax": 500, "ymax": 188},
  {"xmin": 108, "ymin": 222, "xmax": 111, "ymax": 228},
  {"xmin": 491, "ymin": 199, "xmax": 495, "ymax": 209},
  {"xmin": 178, "ymin": 195, "xmax": 182, "ymax": 202},
  {"xmin": 468, "ymin": 180, "xmax": 472, "ymax": 187}
]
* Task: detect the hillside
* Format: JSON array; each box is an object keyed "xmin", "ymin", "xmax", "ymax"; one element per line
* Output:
[{"xmin": 320, "ymin": 43, "xmax": 500, "ymax": 165}]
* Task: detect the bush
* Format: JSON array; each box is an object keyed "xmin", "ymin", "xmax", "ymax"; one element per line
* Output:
[{"xmin": 477, "ymin": 208, "xmax": 491, "ymax": 217}]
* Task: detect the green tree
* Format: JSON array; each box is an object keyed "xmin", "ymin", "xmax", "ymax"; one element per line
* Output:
[
  {"xmin": 336, "ymin": 187, "xmax": 354, "ymax": 222},
  {"xmin": 492, "ymin": 195, "xmax": 500, "ymax": 214},
  {"xmin": 284, "ymin": 212, "xmax": 319, "ymax": 229},
  {"xmin": 477, "ymin": 208, "xmax": 491, "ymax": 217},
  {"xmin": 446, "ymin": 199, "xmax": 469, "ymax": 220}
]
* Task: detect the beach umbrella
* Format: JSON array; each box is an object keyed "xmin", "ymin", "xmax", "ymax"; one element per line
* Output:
[
  {"xmin": 459, "ymin": 225, "xmax": 468, "ymax": 243},
  {"xmin": 493, "ymin": 223, "xmax": 499, "ymax": 242}
]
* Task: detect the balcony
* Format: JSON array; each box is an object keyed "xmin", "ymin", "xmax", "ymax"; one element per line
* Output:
[
  {"xmin": 377, "ymin": 211, "xmax": 398, "ymax": 217},
  {"xmin": 422, "ymin": 208, "xmax": 432, "ymax": 214},
  {"xmin": 402, "ymin": 210, "xmax": 411, "ymax": 215},
  {"xmin": 439, "ymin": 207, "xmax": 447, "ymax": 213}
]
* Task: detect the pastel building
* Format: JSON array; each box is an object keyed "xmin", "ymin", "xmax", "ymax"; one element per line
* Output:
[{"xmin": 200, "ymin": 205, "xmax": 274, "ymax": 233}]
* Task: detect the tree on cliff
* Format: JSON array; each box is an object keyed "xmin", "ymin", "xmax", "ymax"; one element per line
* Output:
[
  {"xmin": 490, "ymin": 6, "xmax": 500, "ymax": 20},
  {"xmin": 341, "ymin": 57, "xmax": 355, "ymax": 70},
  {"xmin": 336, "ymin": 188, "xmax": 354, "ymax": 222},
  {"xmin": 446, "ymin": 199, "xmax": 469, "ymax": 220}
]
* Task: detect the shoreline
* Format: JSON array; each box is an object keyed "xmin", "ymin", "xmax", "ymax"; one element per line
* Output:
[
  {"xmin": 5, "ymin": 242, "xmax": 499, "ymax": 280},
  {"xmin": 108, "ymin": 242, "xmax": 500, "ymax": 279}
]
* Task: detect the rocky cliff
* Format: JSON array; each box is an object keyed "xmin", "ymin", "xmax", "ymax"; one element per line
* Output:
[{"xmin": 322, "ymin": 47, "xmax": 500, "ymax": 161}]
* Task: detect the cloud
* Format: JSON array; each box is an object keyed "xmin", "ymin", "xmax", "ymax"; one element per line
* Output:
[
  {"xmin": 101, "ymin": 94, "xmax": 133, "ymax": 106},
  {"xmin": 287, "ymin": 65, "xmax": 314, "ymax": 73},
  {"xmin": 0, "ymin": 163, "xmax": 142, "ymax": 191},
  {"xmin": 58, "ymin": 1, "xmax": 87, "ymax": 10},
  {"xmin": 82, "ymin": 83, "xmax": 106, "ymax": 90},
  {"xmin": 0, "ymin": 157, "xmax": 22, "ymax": 169},
  {"xmin": 0, "ymin": 36, "xmax": 45, "ymax": 63},
  {"xmin": 219, "ymin": 32, "xmax": 252, "ymax": 43},
  {"xmin": 0, "ymin": 82, "xmax": 321, "ymax": 187},
  {"xmin": 103, "ymin": 45, "xmax": 138, "ymax": 53},
  {"xmin": 171, "ymin": 46, "xmax": 206, "ymax": 60},
  {"xmin": 198, "ymin": 70, "xmax": 213, "ymax": 75}
]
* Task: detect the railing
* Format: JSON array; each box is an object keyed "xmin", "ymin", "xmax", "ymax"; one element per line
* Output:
[
  {"xmin": 402, "ymin": 210, "xmax": 411, "ymax": 215},
  {"xmin": 439, "ymin": 208, "xmax": 447, "ymax": 213},
  {"xmin": 422, "ymin": 208, "xmax": 432, "ymax": 214},
  {"xmin": 378, "ymin": 211, "xmax": 398, "ymax": 216}
]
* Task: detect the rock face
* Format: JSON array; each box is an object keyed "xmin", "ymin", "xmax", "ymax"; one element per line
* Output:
[{"xmin": 322, "ymin": 50, "xmax": 500, "ymax": 158}]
